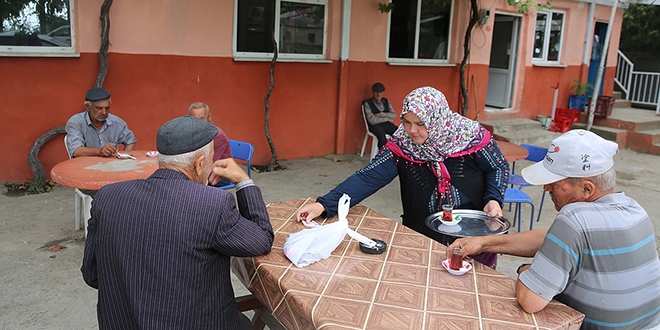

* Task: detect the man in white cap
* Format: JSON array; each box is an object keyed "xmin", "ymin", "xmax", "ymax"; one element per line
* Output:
[
  {"xmin": 81, "ymin": 116, "xmax": 273, "ymax": 330},
  {"xmin": 449, "ymin": 130, "xmax": 660, "ymax": 330}
]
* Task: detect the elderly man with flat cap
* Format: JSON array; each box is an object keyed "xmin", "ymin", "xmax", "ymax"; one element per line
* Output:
[
  {"xmin": 65, "ymin": 87, "xmax": 136, "ymax": 158},
  {"xmin": 363, "ymin": 82, "xmax": 398, "ymax": 149},
  {"xmin": 449, "ymin": 130, "xmax": 660, "ymax": 330},
  {"xmin": 81, "ymin": 116, "xmax": 273, "ymax": 330}
]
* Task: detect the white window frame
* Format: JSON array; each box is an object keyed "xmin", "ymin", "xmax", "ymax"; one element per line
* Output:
[
  {"xmin": 233, "ymin": 0, "xmax": 328, "ymax": 62},
  {"xmin": 386, "ymin": 0, "xmax": 455, "ymax": 66},
  {"xmin": 0, "ymin": 0, "xmax": 78, "ymax": 57},
  {"xmin": 532, "ymin": 9, "xmax": 565, "ymax": 64}
]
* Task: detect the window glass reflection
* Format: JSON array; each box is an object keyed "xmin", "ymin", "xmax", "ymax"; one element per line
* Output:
[
  {"xmin": 533, "ymin": 13, "xmax": 547, "ymax": 59},
  {"xmin": 417, "ymin": 0, "xmax": 451, "ymax": 59},
  {"xmin": 279, "ymin": 2, "xmax": 324, "ymax": 54},
  {"xmin": 0, "ymin": 0, "xmax": 71, "ymax": 47}
]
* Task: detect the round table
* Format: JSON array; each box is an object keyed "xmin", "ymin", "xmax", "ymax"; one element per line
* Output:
[
  {"xmin": 497, "ymin": 141, "xmax": 529, "ymax": 162},
  {"xmin": 51, "ymin": 150, "xmax": 159, "ymax": 190}
]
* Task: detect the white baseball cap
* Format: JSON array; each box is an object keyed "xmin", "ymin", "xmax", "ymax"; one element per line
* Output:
[{"xmin": 521, "ymin": 129, "xmax": 619, "ymax": 185}]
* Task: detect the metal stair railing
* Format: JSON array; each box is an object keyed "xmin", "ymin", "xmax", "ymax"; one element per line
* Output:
[
  {"xmin": 615, "ymin": 50, "xmax": 633, "ymax": 97},
  {"xmin": 616, "ymin": 50, "xmax": 660, "ymax": 114}
]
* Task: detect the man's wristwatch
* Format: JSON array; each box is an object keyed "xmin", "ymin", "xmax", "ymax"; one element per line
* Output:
[{"xmin": 517, "ymin": 263, "xmax": 531, "ymax": 275}]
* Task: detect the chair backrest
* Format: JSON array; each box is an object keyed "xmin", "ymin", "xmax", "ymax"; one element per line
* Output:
[
  {"xmin": 229, "ymin": 139, "xmax": 254, "ymax": 177},
  {"xmin": 520, "ymin": 144, "xmax": 548, "ymax": 163},
  {"xmin": 361, "ymin": 104, "xmax": 376, "ymax": 137},
  {"xmin": 63, "ymin": 134, "xmax": 73, "ymax": 159}
]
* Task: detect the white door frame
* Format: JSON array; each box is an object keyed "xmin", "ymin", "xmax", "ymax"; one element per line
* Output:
[{"xmin": 486, "ymin": 13, "xmax": 521, "ymax": 109}]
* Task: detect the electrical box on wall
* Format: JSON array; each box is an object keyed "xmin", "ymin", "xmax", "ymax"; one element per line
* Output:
[{"xmin": 479, "ymin": 9, "xmax": 490, "ymax": 25}]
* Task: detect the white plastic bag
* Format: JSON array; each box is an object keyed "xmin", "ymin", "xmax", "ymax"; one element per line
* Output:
[
  {"xmin": 284, "ymin": 194, "xmax": 379, "ymax": 267},
  {"xmin": 283, "ymin": 220, "xmax": 348, "ymax": 267}
]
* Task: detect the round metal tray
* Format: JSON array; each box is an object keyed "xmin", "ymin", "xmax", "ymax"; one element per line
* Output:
[{"xmin": 425, "ymin": 209, "xmax": 511, "ymax": 238}]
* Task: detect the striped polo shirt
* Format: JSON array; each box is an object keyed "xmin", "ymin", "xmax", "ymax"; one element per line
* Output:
[{"xmin": 520, "ymin": 192, "xmax": 660, "ymax": 330}]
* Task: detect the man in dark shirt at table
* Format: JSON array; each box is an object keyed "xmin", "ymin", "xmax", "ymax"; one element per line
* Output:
[
  {"xmin": 81, "ymin": 116, "xmax": 274, "ymax": 330},
  {"xmin": 65, "ymin": 87, "xmax": 136, "ymax": 158},
  {"xmin": 188, "ymin": 101, "xmax": 232, "ymax": 162},
  {"xmin": 363, "ymin": 82, "xmax": 397, "ymax": 148}
]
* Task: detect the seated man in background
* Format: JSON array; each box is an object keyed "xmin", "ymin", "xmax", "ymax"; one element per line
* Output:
[
  {"xmin": 188, "ymin": 102, "xmax": 232, "ymax": 162},
  {"xmin": 65, "ymin": 87, "xmax": 136, "ymax": 158},
  {"xmin": 81, "ymin": 116, "xmax": 273, "ymax": 330},
  {"xmin": 189, "ymin": 102, "xmax": 233, "ymax": 187},
  {"xmin": 449, "ymin": 130, "xmax": 660, "ymax": 330},
  {"xmin": 363, "ymin": 82, "xmax": 397, "ymax": 149}
]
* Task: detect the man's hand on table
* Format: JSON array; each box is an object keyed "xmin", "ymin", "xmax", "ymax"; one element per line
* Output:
[
  {"xmin": 209, "ymin": 158, "xmax": 250, "ymax": 186},
  {"xmin": 296, "ymin": 202, "xmax": 325, "ymax": 224},
  {"xmin": 99, "ymin": 144, "xmax": 118, "ymax": 157},
  {"xmin": 447, "ymin": 236, "xmax": 488, "ymax": 257}
]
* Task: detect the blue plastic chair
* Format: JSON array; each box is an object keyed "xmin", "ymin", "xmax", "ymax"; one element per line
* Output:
[
  {"xmin": 218, "ymin": 139, "xmax": 254, "ymax": 190},
  {"xmin": 504, "ymin": 188, "xmax": 535, "ymax": 232},
  {"xmin": 509, "ymin": 144, "xmax": 548, "ymax": 224}
]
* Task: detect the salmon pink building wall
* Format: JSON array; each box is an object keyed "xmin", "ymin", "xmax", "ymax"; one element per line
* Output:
[{"xmin": 0, "ymin": 0, "xmax": 625, "ymax": 182}]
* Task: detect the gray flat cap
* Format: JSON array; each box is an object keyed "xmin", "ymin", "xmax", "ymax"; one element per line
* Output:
[
  {"xmin": 85, "ymin": 87, "xmax": 111, "ymax": 102},
  {"xmin": 157, "ymin": 116, "xmax": 218, "ymax": 155}
]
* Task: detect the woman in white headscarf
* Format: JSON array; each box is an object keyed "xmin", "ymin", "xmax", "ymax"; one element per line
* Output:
[{"xmin": 296, "ymin": 86, "xmax": 509, "ymax": 267}]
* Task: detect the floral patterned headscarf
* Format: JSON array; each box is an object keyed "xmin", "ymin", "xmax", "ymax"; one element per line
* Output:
[
  {"xmin": 388, "ymin": 86, "xmax": 489, "ymax": 195},
  {"xmin": 390, "ymin": 86, "xmax": 484, "ymax": 161}
]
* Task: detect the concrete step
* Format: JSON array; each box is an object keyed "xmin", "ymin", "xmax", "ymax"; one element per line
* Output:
[
  {"xmin": 480, "ymin": 118, "xmax": 543, "ymax": 135},
  {"xmin": 571, "ymin": 123, "xmax": 629, "ymax": 147},
  {"xmin": 581, "ymin": 109, "xmax": 660, "ymax": 132},
  {"xmin": 626, "ymin": 129, "xmax": 660, "ymax": 155},
  {"xmin": 497, "ymin": 130, "xmax": 561, "ymax": 147},
  {"xmin": 613, "ymin": 91, "xmax": 623, "ymax": 99},
  {"xmin": 480, "ymin": 119, "xmax": 561, "ymax": 147},
  {"xmin": 614, "ymin": 99, "xmax": 632, "ymax": 108}
]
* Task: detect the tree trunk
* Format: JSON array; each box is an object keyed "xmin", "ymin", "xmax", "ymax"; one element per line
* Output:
[
  {"xmin": 96, "ymin": 0, "xmax": 113, "ymax": 88},
  {"xmin": 459, "ymin": 0, "xmax": 480, "ymax": 117},
  {"xmin": 264, "ymin": 10, "xmax": 279, "ymax": 172},
  {"xmin": 28, "ymin": 126, "xmax": 66, "ymax": 192}
]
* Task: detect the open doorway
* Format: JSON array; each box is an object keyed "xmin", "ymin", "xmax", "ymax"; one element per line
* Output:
[
  {"xmin": 588, "ymin": 22, "xmax": 608, "ymax": 96},
  {"xmin": 486, "ymin": 14, "xmax": 521, "ymax": 109}
]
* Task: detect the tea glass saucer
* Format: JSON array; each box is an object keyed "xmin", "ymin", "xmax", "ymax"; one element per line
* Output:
[
  {"xmin": 442, "ymin": 259, "xmax": 472, "ymax": 275},
  {"xmin": 440, "ymin": 215, "xmax": 462, "ymax": 226}
]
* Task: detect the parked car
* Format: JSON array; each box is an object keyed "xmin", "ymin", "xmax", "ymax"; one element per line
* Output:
[{"xmin": 0, "ymin": 30, "xmax": 69, "ymax": 47}]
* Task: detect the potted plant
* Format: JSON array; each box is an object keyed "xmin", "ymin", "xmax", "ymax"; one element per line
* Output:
[{"xmin": 569, "ymin": 80, "xmax": 593, "ymax": 111}]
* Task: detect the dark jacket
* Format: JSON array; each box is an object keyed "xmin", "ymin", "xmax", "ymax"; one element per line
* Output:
[{"xmin": 81, "ymin": 169, "xmax": 273, "ymax": 330}]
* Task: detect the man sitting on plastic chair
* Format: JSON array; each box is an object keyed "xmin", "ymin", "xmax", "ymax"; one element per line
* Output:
[
  {"xmin": 188, "ymin": 102, "xmax": 233, "ymax": 187},
  {"xmin": 64, "ymin": 87, "xmax": 137, "ymax": 235},
  {"xmin": 363, "ymin": 82, "xmax": 397, "ymax": 149}
]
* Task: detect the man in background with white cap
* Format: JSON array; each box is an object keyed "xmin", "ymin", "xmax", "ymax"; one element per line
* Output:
[
  {"xmin": 449, "ymin": 130, "xmax": 660, "ymax": 330},
  {"xmin": 65, "ymin": 87, "xmax": 136, "ymax": 158},
  {"xmin": 81, "ymin": 116, "xmax": 273, "ymax": 330}
]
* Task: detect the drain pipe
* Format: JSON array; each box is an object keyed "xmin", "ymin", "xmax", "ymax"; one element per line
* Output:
[
  {"xmin": 587, "ymin": 0, "xmax": 618, "ymax": 130},
  {"xmin": 551, "ymin": 83, "xmax": 559, "ymax": 120},
  {"xmin": 335, "ymin": 0, "xmax": 352, "ymax": 154}
]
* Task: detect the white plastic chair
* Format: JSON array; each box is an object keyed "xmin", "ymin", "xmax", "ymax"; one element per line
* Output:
[
  {"xmin": 63, "ymin": 135, "xmax": 93, "ymax": 236},
  {"xmin": 360, "ymin": 105, "xmax": 389, "ymax": 160}
]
